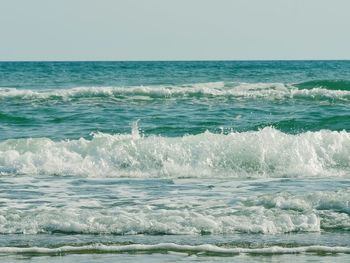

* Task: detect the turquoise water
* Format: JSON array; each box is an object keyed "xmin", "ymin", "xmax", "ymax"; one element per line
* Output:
[{"xmin": 1, "ymin": 61, "xmax": 350, "ymax": 262}]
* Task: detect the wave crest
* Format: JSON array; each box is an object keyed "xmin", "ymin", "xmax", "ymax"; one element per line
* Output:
[
  {"xmin": 1, "ymin": 81, "xmax": 350, "ymax": 101},
  {"xmin": 1, "ymin": 127, "xmax": 350, "ymax": 178}
]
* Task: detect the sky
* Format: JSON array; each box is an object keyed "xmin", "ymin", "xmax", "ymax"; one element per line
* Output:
[{"xmin": 0, "ymin": 0, "xmax": 349, "ymax": 61}]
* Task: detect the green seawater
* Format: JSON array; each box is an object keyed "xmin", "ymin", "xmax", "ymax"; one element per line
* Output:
[{"xmin": 0, "ymin": 61, "xmax": 350, "ymax": 262}]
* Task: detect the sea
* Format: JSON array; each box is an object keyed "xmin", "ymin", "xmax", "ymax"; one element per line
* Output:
[{"xmin": 0, "ymin": 61, "xmax": 350, "ymax": 262}]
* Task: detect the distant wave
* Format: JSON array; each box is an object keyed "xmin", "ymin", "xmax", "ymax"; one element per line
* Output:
[
  {"xmin": 1, "ymin": 80, "xmax": 350, "ymax": 101},
  {"xmin": 296, "ymin": 79, "xmax": 350, "ymax": 91},
  {"xmin": 1, "ymin": 243, "xmax": 350, "ymax": 256},
  {"xmin": 1, "ymin": 125, "xmax": 350, "ymax": 178}
]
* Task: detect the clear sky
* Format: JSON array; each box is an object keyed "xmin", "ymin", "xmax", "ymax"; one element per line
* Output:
[{"xmin": 0, "ymin": 0, "xmax": 349, "ymax": 61}]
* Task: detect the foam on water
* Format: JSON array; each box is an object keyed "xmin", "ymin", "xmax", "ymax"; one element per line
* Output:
[
  {"xmin": 1, "ymin": 186, "xmax": 349, "ymax": 235},
  {"xmin": 1, "ymin": 82, "xmax": 350, "ymax": 101},
  {"xmin": 0, "ymin": 204, "xmax": 320, "ymax": 235},
  {"xmin": 1, "ymin": 126, "xmax": 350, "ymax": 178},
  {"xmin": 1, "ymin": 243, "xmax": 350, "ymax": 255},
  {"xmin": 2, "ymin": 62, "xmax": 350, "ymax": 261}
]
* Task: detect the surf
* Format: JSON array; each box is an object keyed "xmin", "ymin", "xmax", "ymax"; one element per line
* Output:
[
  {"xmin": 1, "ymin": 126, "xmax": 350, "ymax": 178},
  {"xmin": 1, "ymin": 81, "xmax": 350, "ymax": 102},
  {"xmin": 1, "ymin": 243, "xmax": 350, "ymax": 256}
]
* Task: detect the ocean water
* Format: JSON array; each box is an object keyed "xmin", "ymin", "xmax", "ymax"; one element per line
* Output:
[{"xmin": 1, "ymin": 61, "xmax": 350, "ymax": 262}]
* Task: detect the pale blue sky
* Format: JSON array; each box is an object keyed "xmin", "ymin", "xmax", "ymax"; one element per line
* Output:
[{"xmin": 0, "ymin": 0, "xmax": 349, "ymax": 61}]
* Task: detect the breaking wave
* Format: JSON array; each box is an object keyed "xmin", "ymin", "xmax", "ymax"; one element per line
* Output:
[
  {"xmin": 1, "ymin": 80, "xmax": 350, "ymax": 101},
  {"xmin": 1, "ymin": 189, "xmax": 349, "ymax": 235},
  {"xmin": 1, "ymin": 126, "xmax": 350, "ymax": 178}
]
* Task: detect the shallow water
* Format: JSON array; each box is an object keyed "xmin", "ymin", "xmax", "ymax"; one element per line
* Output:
[{"xmin": 1, "ymin": 61, "xmax": 350, "ymax": 262}]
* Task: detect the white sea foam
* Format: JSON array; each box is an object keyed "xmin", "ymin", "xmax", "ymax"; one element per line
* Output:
[
  {"xmin": 249, "ymin": 189, "xmax": 350, "ymax": 214},
  {"xmin": 1, "ymin": 127, "xmax": 350, "ymax": 178},
  {"xmin": 1, "ymin": 186, "xmax": 349, "ymax": 235},
  {"xmin": 0, "ymin": 82, "xmax": 350, "ymax": 100},
  {"xmin": 1, "ymin": 243, "xmax": 350, "ymax": 255},
  {"xmin": 0, "ymin": 205, "xmax": 321, "ymax": 235}
]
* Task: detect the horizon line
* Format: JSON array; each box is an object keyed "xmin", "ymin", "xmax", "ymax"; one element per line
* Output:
[{"xmin": 1, "ymin": 59, "xmax": 350, "ymax": 63}]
